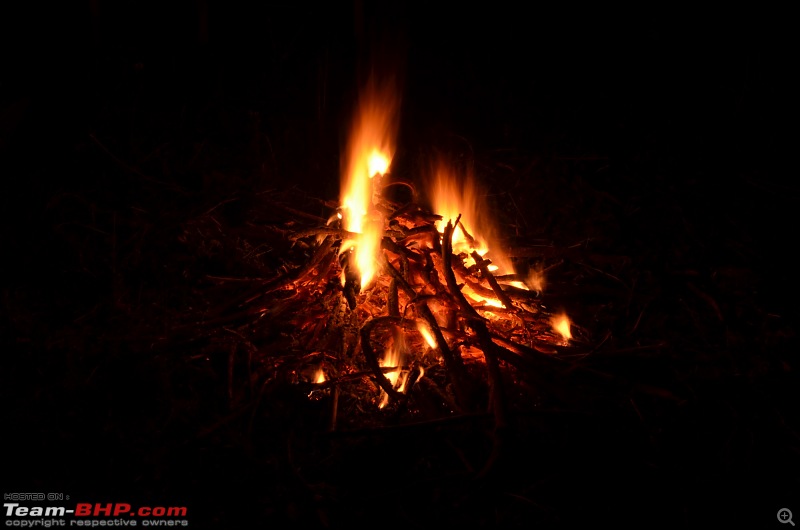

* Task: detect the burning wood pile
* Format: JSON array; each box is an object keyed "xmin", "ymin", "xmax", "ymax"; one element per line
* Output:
[{"xmin": 179, "ymin": 80, "xmax": 598, "ymax": 476}]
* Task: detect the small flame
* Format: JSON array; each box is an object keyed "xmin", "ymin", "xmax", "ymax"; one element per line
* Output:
[
  {"xmin": 427, "ymin": 160, "xmax": 514, "ymax": 275},
  {"xmin": 527, "ymin": 269, "xmax": 546, "ymax": 292},
  {"xmin": 378, "ymin": 334, "xmax": 407, "ymax": 409},
  {"xmin": 417, "ymin": 321, "xmax": 437, "ymax": 349},
  {"xmin": 551, "ymin": 312, "xmax": 572, "ymax": 342},
  {"xmin": 313, "ymin": 368, "xmax": 326, "ymax": 384},
  {"xmin": 339, "ymin": 80, "xmax": 398, "ymax": 290}
]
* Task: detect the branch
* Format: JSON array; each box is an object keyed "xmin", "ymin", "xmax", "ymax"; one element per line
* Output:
[{"xmin": 470, "ymin": 251, "xmax": 515, "ymax": 310}]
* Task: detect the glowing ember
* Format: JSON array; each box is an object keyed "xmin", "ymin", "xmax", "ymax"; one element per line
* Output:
[
  {"xmin": 339, "ymin": 80, "xmax": 398, "ymax": 289},
  {"xmin": 417, "ymin": 321, "xmax": 437, "ymax": 349},
  {"xmin": 462, "ymin": 284, "xmax": 505, "ymax": 309},
  {"xmin": 551, "ymin": 312, "xmax": 572, "ymax": 342}
]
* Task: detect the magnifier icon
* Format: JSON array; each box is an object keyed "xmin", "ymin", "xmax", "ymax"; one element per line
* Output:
[{"xmin": 779, "ymin": 508, "xmax": 795, "ymax": 526}]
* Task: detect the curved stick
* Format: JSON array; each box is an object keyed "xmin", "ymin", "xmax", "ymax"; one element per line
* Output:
[{"xmin": 360, "ymin": 316, "xmax": 404, "ymax": 401}]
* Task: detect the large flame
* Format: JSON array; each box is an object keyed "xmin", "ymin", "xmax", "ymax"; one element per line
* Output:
[
  {"xmin": 340, "ymin": 80, "xmax": 398, "ymax": 289},
  {"xmin": 427, "ymin": 160, "xmax": 516, "ymax": 276}
]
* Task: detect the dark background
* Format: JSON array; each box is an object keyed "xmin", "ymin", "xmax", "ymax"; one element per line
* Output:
[
  {"xmin": 3, "ymin": 2, "xmax": 797, "ymax": 528},
  {"xmin": 2, "ymin": 3, "xmax": 795, "ymax": 266}
]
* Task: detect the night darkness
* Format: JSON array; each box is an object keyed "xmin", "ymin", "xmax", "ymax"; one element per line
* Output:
[{"xmin": 2, "ymin": 3, "xmax": 798, "ymax": 529}]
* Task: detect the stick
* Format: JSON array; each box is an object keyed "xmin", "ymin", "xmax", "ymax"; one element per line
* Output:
[
  {"xmin": 211, "ymin": 236, "xmax": 336, "ymax": 317},
  {"xmin": 329, "ymin": 386, "xmax": 340, "ymax": 432},
  {"xmin": 388, "ymin": 278, "xmax": 400, "ymax": 317},
  {"xmin": 456, "ymin": 218, "xmax": 478, "ymax": 250},
  {"xmin": 470, "ymin": 251, "xmax": 515, "ymax": 309}
]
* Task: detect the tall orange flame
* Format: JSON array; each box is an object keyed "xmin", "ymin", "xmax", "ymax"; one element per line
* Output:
[{"xmin": 340, "ymin": 80, "xmax": 398, "ymax": 290}]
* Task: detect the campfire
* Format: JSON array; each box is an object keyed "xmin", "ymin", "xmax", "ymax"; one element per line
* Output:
[
  {"xmin": 6, "ymin": 8, "xmax": 789, "ymax": 526},
  {"xmin": 181, "ymin": 78, "xmax": 597, "ymax": 465}
]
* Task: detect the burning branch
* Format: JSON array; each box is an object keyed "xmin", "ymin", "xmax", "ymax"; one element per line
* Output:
[
  {"xmin": 442, "ymin": 219, "xmax": 509, "ymax": 429},
  {"xmin": 470, "ymin": 250, "xmax": 515, "ymax": 310}
]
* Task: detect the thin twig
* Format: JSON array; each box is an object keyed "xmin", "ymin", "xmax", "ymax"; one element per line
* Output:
[{"xmin": 215, "ymin": 235, "xmax": 336, "ymax": 315}]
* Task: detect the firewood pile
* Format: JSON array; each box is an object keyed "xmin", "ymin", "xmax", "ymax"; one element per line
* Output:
[{"xmin": 175, "ymin": 171, "xmax": 681, "ymax": 457}]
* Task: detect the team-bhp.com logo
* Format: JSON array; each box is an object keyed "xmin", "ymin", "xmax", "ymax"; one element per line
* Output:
[{"xmin": 4, "ymin": 502, "xmax": 189, "ymax": 526}]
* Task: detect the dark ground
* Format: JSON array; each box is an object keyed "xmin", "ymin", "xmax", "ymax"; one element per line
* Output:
[{"xmin": 2, "ymin": 3, "xmax": 798, "ymax": 528}]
